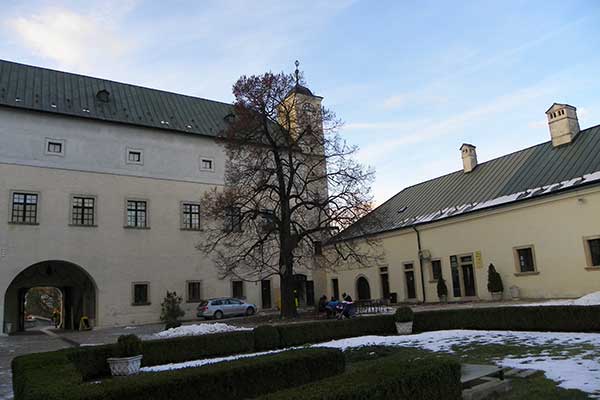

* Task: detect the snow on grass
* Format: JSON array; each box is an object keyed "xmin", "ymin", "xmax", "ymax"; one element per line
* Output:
[
  {"xmin": 314, "ymin": 330, "xmax": 600, "ymax": 397},
  {"xmin": 153, "ymin": 323, "xmax": 251, "ymax": 339},
  {"xmin": 513, "ymin": 291, "xmax": 600, "ymax": 307}
]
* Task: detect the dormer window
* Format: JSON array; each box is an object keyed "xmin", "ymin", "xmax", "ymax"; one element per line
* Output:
[
  {"xmin": 45, "ymin": 138, "xmax": 65, "ymax": 156},
  {"xmin": 126, "ymin": 148, "xmax": 144, "ymax": 165},
  {"xmin": 199, "ymin": 158, "xmax": 214, "ymax": 171}
]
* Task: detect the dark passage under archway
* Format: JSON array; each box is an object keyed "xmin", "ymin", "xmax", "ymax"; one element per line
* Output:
[
  {"xmin": 3, "ymin": 260, "xmax": 96, "ymax": 333},
  {"xmin": 356, "ymin": 277, "xmax": 371, "ymax": 300}
]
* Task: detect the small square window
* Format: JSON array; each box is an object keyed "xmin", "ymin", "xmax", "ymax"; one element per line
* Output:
[
  {"xmin": 44, "ymin": 138, "xmax": 65, "ymax": 156},
  {"xmin": 132, "ymin": 283, "xmax": 149, "ymax": 305},
  {"xmin": 126, "ymin": 148, "xmax": 144, "ymax": 165},
  {"xmin": 514, "ymin": 246, "xmax": 536, "ymax": 273},
  {"xmin": 47, "ymin": 142, "xmax": 62, "ymax": 154},
  {"xmin": 187, "ymin": 281, "xmax": 202, "ymax": 302},
  {"xmin": 200, "ymin": 159, "xmax": 213, "ymax": 170}
]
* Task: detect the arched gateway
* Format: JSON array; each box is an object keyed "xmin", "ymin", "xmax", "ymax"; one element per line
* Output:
[{"xmin": 3, "ymin": 260, "xmax": 97, "ymax": 333}]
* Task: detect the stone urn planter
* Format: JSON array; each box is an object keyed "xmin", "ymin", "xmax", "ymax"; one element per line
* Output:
[
  {"xmin": 107, "ymin": 334, "xmax": 143, "ymax": 377},
  {"xmin": 439, "ymin": 294, "xmax": 448, "ymax": 303},
  {"xmin": 395, "ymin": 321, "xmax": 413, "ymax": 335},
  {"xmin": 107, "ymin": 354, "xmax": 143, "ymax": 376},
  {"xmin": 491, "ymin": 292, "xmax": 503, "ymax": 301}
]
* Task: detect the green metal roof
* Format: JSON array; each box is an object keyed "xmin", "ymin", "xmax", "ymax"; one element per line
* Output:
[
  {"xmin": 0, "ymin": 59, "xmax": 234, "ymax": 137},
  {"xmin": 340, "ymin": 124, "xmax": 600, "ymax": 240}
]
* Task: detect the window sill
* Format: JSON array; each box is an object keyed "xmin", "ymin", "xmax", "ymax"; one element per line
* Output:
[
  {"xmin": 8, "ymin": 222, "xmax": 39, "ymax": 226},
  {"xmin": 585, "ymin": 266, "xmax": 600, "ymax": 271},
  {"xmin": 131, "ymin": 302, "xmax": 151, "ymax": 306},
  {"xmin": 514, "ymin": 271, "xmax": 539, "ymax": 276},
  {"xmin": 123, "ymin": 226, "xmax": 151, "ymax": 230},
  {"xmin": 180, "ymin": 228, "xmax": 203, "ymax": 232},
  {"xmin": 69, "ymin": 224, "xmax": 98, "ymax": 228}
]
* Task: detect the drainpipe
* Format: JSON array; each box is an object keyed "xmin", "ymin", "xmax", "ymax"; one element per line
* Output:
[{"xmin": 412, "ymin": 226, "xmax": 427, "ymax": 303}]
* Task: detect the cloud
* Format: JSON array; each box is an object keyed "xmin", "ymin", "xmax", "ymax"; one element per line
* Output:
[{"xmin": 6, "ymin": 6, "xmax": 136, "ymax": 72}]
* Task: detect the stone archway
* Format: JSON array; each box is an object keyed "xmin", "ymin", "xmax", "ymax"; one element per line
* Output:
[
  {"xmin": 356, "ymin": 276, "xmax": 371, "ymax": 300},
  {"xmin": 3, "ymin": 260, "xmax": 97, "ymax": 333}
]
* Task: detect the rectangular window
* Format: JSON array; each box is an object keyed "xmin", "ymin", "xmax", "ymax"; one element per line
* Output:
[
  {"xmin": 133, "ymin": 283, "xmax": 149, "ymax": 305},
  {"xmin": 431, "ymin": 260, "xmax": 442, "ymax": 281},
  {"xmin": 588, "ymin": 239, "xmax": 600, "ymax": 267},
  {"xmin": 187, "ymin": 281, "xmax": 202, "ymax": 302},
  {"xmin": 224, "ymin": 206, "xmax": 242, "ymax": 232},
  {"xmin": 200, "ymin": 159, "xmax": 213, "ymax": 170},
  {"xmin": 261, "ymin": 209, "xmax": 275, "ymax": 232},
  {"xmin": 45, "ymin": 138, "xmax": 65, "ymax": 156},
  {"xmin": 126, "ymin": 148, "xmax": 143, "ymax": 165},
  {"xmin": 11, "ymin": 193, "xmax": 38, "ymax": 224},
  {"xmin": 182, "ymin": 203, "xmax": 201, "ymax": 230},
  {"xmin": 314, "ymin": 241, "xmax": 322, "ymax": 256},
  {"xmin": 232, "ymin": 280, "xmax": 244, "ymax": 299},
  {"xmin": 72, "ymin": 196, "xmax": 95, "ymax": 226},
  {"xmin": 332, "ymin": 278, "xmax": 340, "ymax": 300},
  {"xmin": 127, "ymin": 200, "xmax": 147, "ymax": 228},
  {"xmin": 47, "ymin": 141, "xmax": 62, "ymax": 154},
  {"xmin": 515, "ymin": 247, "xmax": 536, "ymax": 273}
]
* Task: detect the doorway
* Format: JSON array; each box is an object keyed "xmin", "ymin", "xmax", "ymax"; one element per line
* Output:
[
  {"xmin": 22, "ymin": 287, "xmax": 63, "ymax": 331},
  {"xmin": 460, "ymin": 255, "xmax": 477, "ymax": 297},
  {"xmin": 356, "ymin": 276, "xmax": 371, "ymax": 300},
  {"xmin": 331, "ymin": 278, "xmax": 340, "ymax": 300},
  {"xmin": 404, "ymin": 263, "xmax": 416, "ymax": 300},
  {"xmin": 261, "ymin": 280, "xmax": 271, "ymax": 309}
]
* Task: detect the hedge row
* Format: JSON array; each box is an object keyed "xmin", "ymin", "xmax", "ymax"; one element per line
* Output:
[
  {"xmin": 13, "ymin": 348, "xmax": 344, "ymax": 400},
  {"xmin": 260, "ymin": 354, "xmax": 462, "ymax": 400},
  {"xmin": 71, "ymin": 315, "xmax": 396, "ymax": 379},
  {"xmin": 413, "ymin": 305, "xmax": 600, "ymax": 333}
]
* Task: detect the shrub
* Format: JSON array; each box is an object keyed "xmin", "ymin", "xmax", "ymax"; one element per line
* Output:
[
  {"xmin": 259, "ymin": 354, "xmax": 461, "ymax": 400},
  {"xmin": 394, "ymin": 306, "xmax": 414, "ymax": 322},
  {"xmin": 413, "ymin": 305, "xmax": 600, "ymax": 333},
  {"xmin": 487, "ymin": 264, "xmax": 504, "ymax": 293},
  {"xmin": 160, "ymin": 291, "xmax": 185, "ymax": 330},
  {"xmin": 437, "ymin": 278, "xmax": 448, "ymax": 299},
  {"xmin": 254, "ymin": 325, "xmax": 281, "ymax": 351},
  {"xmin": 277, "ymin": 315, "xmax": 396, "ymax": 347},
  {"xmin": 14, "ymin": 348, "xmax": 345, "ymax": 400},
  {"xmin": 116, "ymin": 334, "xmax": 143, "ymax": 357}
]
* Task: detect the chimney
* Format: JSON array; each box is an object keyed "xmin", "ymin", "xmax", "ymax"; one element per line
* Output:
[
  {"xmin": 460, "ymin": 143, "xmax": 477, "ymax": 173},
  {"xmin": 546, "ymin": 103, "xmax": 580, "ymax": 147}
]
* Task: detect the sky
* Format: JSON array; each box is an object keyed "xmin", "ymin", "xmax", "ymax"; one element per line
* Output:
[{"xmin": 1, "ymin": 0, "xmax": 600, "ymax": 204}]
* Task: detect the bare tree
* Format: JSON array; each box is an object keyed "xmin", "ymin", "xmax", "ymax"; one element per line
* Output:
[{"xmin": 200, "ymin": 65, "xmax": 382, "ymax": 318}]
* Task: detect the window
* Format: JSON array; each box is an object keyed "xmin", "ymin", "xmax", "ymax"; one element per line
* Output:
[
  {"xmin": 126, "ymin": 200, "xmax": 148, "ymax": 228},
  {"xmin": 132, "ymin": 283, "xmax": 149, "ymax": 305},
  {"xmin": 232, "ymin": 280, "xmax": 244, "ymax": 299},
  {"xmin": 45, "ymin": 138, "xmax": 65, "ymax": 156},
  {"xmin": 181, "ymin": 203, "xmax": 201, "ymax": 230},
  {"xmin": 200, "ymin": 158, "xmax": 213, "ymax": 171},
  {"xmin": 187, "ymin": 281, "xmax": 202, "ymax": 302},
  {"xmin": 224, "ymin": 206, "xmax": 242, "ymax": 232},
  {"xmin": 514, "ymin": 246, "xmax": 536, "ymax": 273},
  {"xmin": 71, "ymin": 196, "xmax": 95, "ymax": 226},
  {"xmin": 431, "ymin": 259, "xmax": 442, "ymax": 281},
  {"xmin": 261, "ymin": 209, "xmax": 275, "ymax": 232},
  {"xmin": 585, "ymin": 238, "xmax": 600, "ymax": 267},
  {"xmin": 126, "ymin": 148, "xmax": 143, "ymax": 165},
  {"xmin": 314, "ymin": 241, "xmax": 322, "ymax": 256},
  {"xmin": 11, "ymin": 193, "xmax": 38, "ymax": 224}
]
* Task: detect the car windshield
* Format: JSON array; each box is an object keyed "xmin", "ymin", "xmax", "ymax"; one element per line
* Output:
[{"xmin": 199, "ymin": 300, "xmax": 208, "ymax": 307}]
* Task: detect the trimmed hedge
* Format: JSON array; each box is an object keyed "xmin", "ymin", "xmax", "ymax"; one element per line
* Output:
[
  {"xmin": 413, "ymin": 305, "xmax": 600, "ymax": 333},
  {"xmin": 254, "ymin": 325, "xmax": 281, "ymax": 351},
  {"xmin": 278, "ymin": 315, "xmax": 397, "ymax": 347},
  {"xmin": 259, "ymin": 354, "xmax": 461, "ymax": 400},
  {"xmin": 13, "ymin": 348, "xmax": 344, "ymax": 400}
]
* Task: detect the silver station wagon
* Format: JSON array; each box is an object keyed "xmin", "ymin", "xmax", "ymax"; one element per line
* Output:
[{"xmin": 196, "ymin": 297, "xmax": 257, "ymax": 319}]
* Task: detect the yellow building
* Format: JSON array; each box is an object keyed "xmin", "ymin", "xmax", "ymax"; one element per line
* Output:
[{"xmin": 329, "ymin": 103, "xmax": 600, "ymax": 303}]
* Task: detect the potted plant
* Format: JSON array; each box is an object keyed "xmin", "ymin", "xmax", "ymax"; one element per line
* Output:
[
  {"xmin": 437, "ymin": 278, "xmax": 448, "ymax": 303},
  {"xmin": 107, "ymin": 334, "xmax": 143, "ymax": 376},
  {"xmin": 487, "ymin": 263, "xmax": 504, "ymax": 301},
  {"xmin": 394, "ymin": 306, "xmax": 414, "ymax": 335},
  {"xmin": 160, "ymin": 291, "xmax": 185, "ymax": 330}
]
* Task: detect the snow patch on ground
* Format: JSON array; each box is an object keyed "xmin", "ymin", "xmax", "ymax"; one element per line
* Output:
[
  {"xmin": 153, "ymin": 323, "xmax": 251, "ymax": 338},
  {"xmin": 514, "ymin": 291, "xmax": 600, "ymax": 307}
]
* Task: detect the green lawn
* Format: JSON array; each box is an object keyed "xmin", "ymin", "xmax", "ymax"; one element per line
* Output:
[{"xmin": 343, "ymin": 346, "xmax": 593, "ymax": 400}]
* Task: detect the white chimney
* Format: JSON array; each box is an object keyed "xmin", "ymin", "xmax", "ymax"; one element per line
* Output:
[
  {"xmin": 460, "ymin": 143, "xmax": 477, "ymax": 173},
  {"xmin": 546, "ymin": 103, "xmax": 580, "ymax": 147}
]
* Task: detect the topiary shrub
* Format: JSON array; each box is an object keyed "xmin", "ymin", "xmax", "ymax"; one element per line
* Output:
[
  {"xmin": 254, "ymin": 325, "xmax": 281, "ymax": 351},
  {"xmin": 487, "ymin": 264, "xmax": 503, "ymax": 293},
  {"xmin": 394, "ymin": 306, "xmax": 414, "ymax": 323},
  {"xmin": 116, "ymin": 334, "xmax": 143, "ymax": 357},
  {"xmin": 160, "ymin": 291, "xmax": 185, "ymax": 330},
  {"xmin": 437, "ymin": 278, "xmax": 448, "ymax": 300}
]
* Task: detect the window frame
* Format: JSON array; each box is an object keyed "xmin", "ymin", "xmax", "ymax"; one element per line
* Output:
[
  {"xmin": 224, "ymin": 206, "xmax": 242, "ymax": 232},
  {"xmin": 132, "ymin": 282, "xmax": 150, "ymax": 306},
  {"xmin": 70, "ymin": 195, "xmax": 97, "ymax": 227},
  {"xmin": 513, "ymin": 245, "xmax": 538, "ymax": 275},
  {"xmin": 124, "ymin": 198, "xmax": 150, "ymax": 229},
  {"xmin": 9, "ymin": 191, "xmax": 40, "ymax": 225},
  {"xmin": 187, "ymin": 280, "xmax": 202, "ymax": 303},
  {"xmin": 199, "ymin": 157, "xmax": 215, "ymax": 172},
  {"xmin": 180, "ymin": 201, "xmax": 201, "ymax": 231},
  {"xmin": 232, "ymin": 280, "xmax": 245, "ymax": 299},
  {"xmin": 583, "ymin": 236, "xmax": 600, "ymax": 269},
  {"xmin": 126, "ymin": 147, "xmax": 144, "ymax": 165},
  {"xmin": 430, "ymin": 259, "xmax": 442, "ymax": 282},
  {"xmin": 44, "ymin": 138, "xmax": 66, "ymax": 157}
]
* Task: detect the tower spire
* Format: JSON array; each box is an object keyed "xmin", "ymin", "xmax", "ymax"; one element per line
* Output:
[{"xmin": 294, "ymin": 60, "xmax": 300, "ymax": 84}]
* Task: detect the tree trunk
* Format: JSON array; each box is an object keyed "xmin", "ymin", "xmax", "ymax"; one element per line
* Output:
[{"xmin": 279, "ymin": 272, "xmax": 296, "ymax": 318}]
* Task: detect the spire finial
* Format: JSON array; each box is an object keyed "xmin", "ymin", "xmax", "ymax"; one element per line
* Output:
[{"xmin": 294, "ymin": 60, "xmax": 300, "ymax": 84}]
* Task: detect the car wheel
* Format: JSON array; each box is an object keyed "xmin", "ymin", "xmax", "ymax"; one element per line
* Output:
[
  {"xmin": 245, "ymin": 307, "xmax": 255, "ymax": 316},
  {"xmin": 214, "ymin": 310, "xmax": 224, "ymax": 320}
]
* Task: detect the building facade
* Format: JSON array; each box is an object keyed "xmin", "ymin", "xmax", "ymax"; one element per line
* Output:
[
  {"xmin": 329, "ymin": 103, "xmax": 600, "ymax": 304},
  {"xmin": 0, "ymin": 60, "xmax": 322, "ymax": 333}
]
